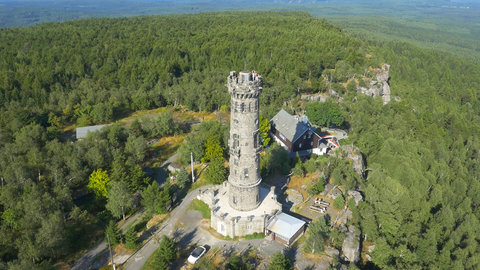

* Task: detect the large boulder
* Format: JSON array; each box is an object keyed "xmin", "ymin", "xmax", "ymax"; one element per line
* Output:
[
  {"xmin": 357, "ymin": 64, "xmax": 391, "ymax": 104},
  {"xmin": 342, "ymin": 226, "xmax": 360, "ymax": 263},
  {"xmin": 342, "ymin": 145, "xmax": 364, "ymax": 177},
  {"xmin": 347, "ymin": 190, "xmax": 364, "ymax": 206}
]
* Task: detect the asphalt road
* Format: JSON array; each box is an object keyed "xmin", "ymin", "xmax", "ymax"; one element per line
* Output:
[
  {"xmin": 71, "ymin": 211, "xmax": 143, "ymax": 270},
  {"xmin": 123, "ymin": 186, "xmax": 212, "ymax": 270},
  {"xmin": 71, "ymin": 151, "xmax": 181, "ymax": 270}
]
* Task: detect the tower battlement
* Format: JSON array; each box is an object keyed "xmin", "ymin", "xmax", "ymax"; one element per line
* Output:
[{"xmin": 228, "ymin": 71, "xmax": 263, "ymax": 97}]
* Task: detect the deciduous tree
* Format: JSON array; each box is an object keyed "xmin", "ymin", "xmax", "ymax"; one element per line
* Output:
[
  {"xmin": 88, "ymin": 169, "xmax": 111, "ymax": 198},
  {"xmin": 106, "ymin": 181, "xmax": 134, "ymax": 220}
]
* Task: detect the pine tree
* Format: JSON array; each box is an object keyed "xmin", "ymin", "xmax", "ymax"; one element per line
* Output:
[
  {"xmin": 105, "ymin": 220, "xmax": 122, "ymax": 246},
  {"xmin": 204, "ymin": 157, "xmax": 226, "ymax": 184},
  {"xmin": 269, "ymin": 252, "xmax": 292, "ymax": 270},
  {"xmin": 124, "ymin": 228, "xmax": 138, "ymax": 250}
]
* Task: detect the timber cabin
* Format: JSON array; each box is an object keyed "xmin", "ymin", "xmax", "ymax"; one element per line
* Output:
[{"xmin": 270, "ymin": 109, "xmax": 339, "ymax": 157}]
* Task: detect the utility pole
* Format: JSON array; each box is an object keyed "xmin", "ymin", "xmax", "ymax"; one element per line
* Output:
[
  {"xmin": 190, "ymin": 152, "xmax": 195, "ymax": 183},
  {"xmin": 107, "ymin": 233, "xmax": 116, "ymax": 270},
  {"xmin": 122, "ymin": 206, "xmax": 125, "ymax": 221}
]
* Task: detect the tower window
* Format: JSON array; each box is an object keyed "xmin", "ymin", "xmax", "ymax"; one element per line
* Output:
[
  {"xmin": 240, "ymin": 103, "xmax": 245, "ymax": 112},
  {"xmin": 248, "ymin": 102, "xmax": 252, "ymax": 112},
  {"xmin": 233, "ymin": 134, "xmax": 239, "ymax": 148},
  {"xmin": 234, "ymin": 102, "xmax": 238, "ymax": 112},
  {"xmin": 244, "ymin": 168, "xmax": 249, "ymax": 178}
]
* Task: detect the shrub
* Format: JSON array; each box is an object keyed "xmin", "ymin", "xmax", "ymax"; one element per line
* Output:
[{"xmin": 333, "ymin": 195, "xmax": 346, "ymax": 210}]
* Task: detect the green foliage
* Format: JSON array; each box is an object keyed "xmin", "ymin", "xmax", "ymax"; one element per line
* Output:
[
  {"xmin": 189, "ymin": 199, "xmax": 211, "ymax": 219},
  {"xmin": 226, "ymin": 253, "xmax": 254, "ymax": 270},
  {"xmin": 194, "ymin": 257, "xmax": 215, "ymax": 270},
  {"xmin": 0, "ymin": 11, "xmax": 479, "ymax": 270},
  {"xmin": 153, "ymin": 112, "xmax": 177, "ymax": 138},
  {"xmin": 259, "ymin": 115, "xmax": 271, "ymax": 147},
  {"xmin": 307, "ymin": 177, "xmax": 325, "ymax": 196},
  {"xmin": 204, "ymin": 157, "xmax": 226, "ymax": 185},
  {"xmin": 125, "ymin": 135, "xmax": 147, "ymax": 164},
  {"xmin": 333, "ymin": 195, "xmax": 346, "ymax": 210},
  {"xmin": 305, "ymin": 101, "xmax": 344, "ymax": 127},
  {"xmin": 329, "ymin": 227, "xmax": 345, "ymax": 250},
  {"xmin": 304, "ymin": 217, "xmax": 330, "ymax": 254},
  {"xmin": 242, "ymin": 232, "xmax": 265, "ymax": 240},
  {"xmin": 179, "ymin": 121, "xmax": 227, "ymax": 164},
  {"xmin": 261, "ymin": 143, "xmax": 290, "ymax": 177},
  {"xmin": 322, "ymin": 155, "xmax": 359, "ymax": 191},
  {"xmin": 105, "ymin": 220, "xmax": 122, "ymax": 246},
  {"xmin": 176, "ymin": 168, "xmax": 190, "ymax": 188},
  {"xmin": 124, "ymin": 228, "xmax": 139, "ymax": 250},
  {"xmin": 292, "ymin": 160, "xmax": 304, "ymax": 177},
  {"xmin": 347, "ymin": 198, "xmax": 356, "ymax": 210},
  {"xmin": 201, "ymin": 135, "xmax": 224, "ymax": 163},
  {"xmin": 128, "ymin": 165, "xmax": 150, "ymax": 191},
  {"xmin": 106, "ymin": 181, "xmax": 134, "ymax": 220},
  {"xmin": 150, "ymin": 236, "xmax": 176, "ymax": 269},
  {"xmin": 88, "ymin": 169, "xmax": 111, "ymax": 198},
  {"xmin": 269, "ymin": 252, "xmax": 293, "ymax": 270},
  {"xmin": 303, "ymin": 157, "xmax": 318, "ymax": 173},
  {"xmin": 141, "ymin": 181, "xmax": 171, "ymax": 217}
]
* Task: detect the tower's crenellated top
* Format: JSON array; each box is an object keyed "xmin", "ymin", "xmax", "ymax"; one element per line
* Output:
[{"xmin": 228, "ymin": 71, "xmax": 263, "ymax": 97}]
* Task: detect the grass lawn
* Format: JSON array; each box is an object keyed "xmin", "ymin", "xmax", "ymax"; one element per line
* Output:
[
  {"xmin": 188, "ymin": 199, "xmax": 211, "ymax": 219},
  {"xmin": 288, "ymin": 172, "xmax": 321, "ymax": 199},
  {"xmin": 149, "ymin": 135, "xmax": 186, "ymax": 165},
  {"xmin": 242, "ymin": 232, "xmax": 265, "ymax": 240}
]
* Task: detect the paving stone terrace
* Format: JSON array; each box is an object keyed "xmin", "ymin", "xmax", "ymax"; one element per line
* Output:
[{"xmin": 198, "ymin": 183, "xmax": 282, "ymax": 238}]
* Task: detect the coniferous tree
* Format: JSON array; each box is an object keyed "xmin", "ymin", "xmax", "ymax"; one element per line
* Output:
[{"xmin": 105, "ymin": 220, "xmax": 122, "ymax": 246}]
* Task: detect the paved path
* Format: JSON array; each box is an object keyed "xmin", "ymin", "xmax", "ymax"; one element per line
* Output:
[
  {"xmin": 155, "ymin": 152, "xmax": 181, "ymax": 186},
  {"xmin": 71, "ymin": 211, "xmax": 143, "ymax": 270},
  {"xmin": 121, "ymin": 183, "xmax": 312, "ymax": 270},
  {"xmin": 123, "ymin": 186, "xmax": 212, "ymax": 270},
  {"xmin": 72, "ymin": 150, "xmax": 182, "ymax": 270}
]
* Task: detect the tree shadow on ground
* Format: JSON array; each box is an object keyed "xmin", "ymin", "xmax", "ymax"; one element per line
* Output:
[{"xmin": 177, "ymin": 228, "xmax": 198, "ymax": 247}]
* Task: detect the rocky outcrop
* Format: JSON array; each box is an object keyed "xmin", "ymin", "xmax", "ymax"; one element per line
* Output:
[
  {"xmin": 342, "ymin": 225, "xmax": 360, "ymax": 263},
  {"xmin": 301, "ymin": 93, "xmax": 329, "ymax": 102},
  {"xmin": 357, "ymin": 64, "xmax": 391, "ymax": 104},
  {"xmin": 347, "ymin": 190, "xmax": 364, "ymax": 206},
  {"xmin": 342, "ymin": 145, "xmax": 364, "ymax": 177}
]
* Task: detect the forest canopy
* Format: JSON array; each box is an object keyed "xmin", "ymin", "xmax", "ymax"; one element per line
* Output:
[{"xmin": 0, "ymin": 11, "xmax": 479, "ymax": 269}]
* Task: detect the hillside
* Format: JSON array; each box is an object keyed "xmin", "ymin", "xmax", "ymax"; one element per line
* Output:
[
  {"xmin": 2, "ymin": 0, "xmax": 479, "ymax": 62},
  {"xmin": 0, "ymin": 12, "xmax": 479, "ymax": 269}
]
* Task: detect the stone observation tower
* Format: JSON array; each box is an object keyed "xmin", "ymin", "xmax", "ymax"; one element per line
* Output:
[
  {"xmin": 196, "ymin": 70, "xmax": 281, "ymax": 238},
  {"xmin": 227, "ymin": 71, "xmax": 262, "ymax": 211}
]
